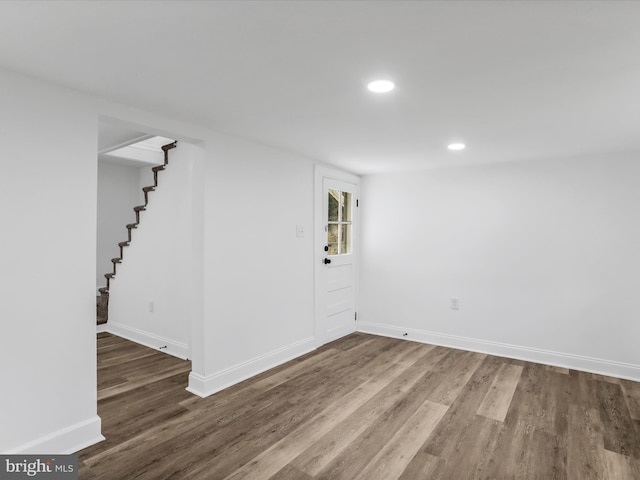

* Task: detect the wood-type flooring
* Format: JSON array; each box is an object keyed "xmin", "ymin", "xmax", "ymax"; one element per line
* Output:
[{"xmin": 78, "ymin": 332, "xmax": 640, "ymax": 479}]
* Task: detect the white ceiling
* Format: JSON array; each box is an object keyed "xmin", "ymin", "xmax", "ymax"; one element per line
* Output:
[
  {"xmin": 1, "ymin": 1, "xmax": 640, "ymax": 174},
  {"xmin": 97, "ymin": 121, "xmax": 149, "ymax": 154},
  {"xmin": 100, "ymin": 135, "xmax": 174, "ymax": 167}
]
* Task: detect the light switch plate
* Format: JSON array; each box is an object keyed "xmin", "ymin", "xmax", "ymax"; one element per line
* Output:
[{"xmin": 450, "ymin": 298, "xmax": 459, "ymax": 310}]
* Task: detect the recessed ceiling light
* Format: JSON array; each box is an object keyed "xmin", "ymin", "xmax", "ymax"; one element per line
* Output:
[
  {"xmin": 448, "ymin": 143, "xmax": 466, "ymax": 151},
  {"xmin": 367, "ymin": 80, "xmax": 395, "ymax": 93}
]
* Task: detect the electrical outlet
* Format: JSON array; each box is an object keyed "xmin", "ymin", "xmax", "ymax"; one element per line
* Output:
[{"xmin": 450, "ymin": 298, "xmax": 459, "ymax": 310}]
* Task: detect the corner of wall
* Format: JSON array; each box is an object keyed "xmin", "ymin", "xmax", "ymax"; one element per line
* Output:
[
  {"xmin": 105, "ymin": 322, "xmax": 189, "ymax": 360},
  {"xmin": 186, "ymin": 336, "xmax": 316, "ymax": 398}
]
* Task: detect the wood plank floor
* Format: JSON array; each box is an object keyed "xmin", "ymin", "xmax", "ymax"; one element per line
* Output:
[{"xmin": 78, "ymin": 332, "xmax": 640, "ymax": 479}]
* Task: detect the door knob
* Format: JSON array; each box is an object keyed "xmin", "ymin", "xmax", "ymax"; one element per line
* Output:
[{"xmin": 324, "ymin": 258, "xmax": 332, "ymax": 265}]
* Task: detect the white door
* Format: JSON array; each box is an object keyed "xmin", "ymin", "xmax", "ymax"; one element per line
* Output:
[{"xmin": 316, "ymin": 172, "xmax": 359, "ymax": 345}]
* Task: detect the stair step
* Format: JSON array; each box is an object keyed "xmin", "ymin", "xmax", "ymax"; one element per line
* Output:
[
  {"xmin": 152, "ymin": 165, "xmax": 165, "ymax": 173},
  {"xmin": 126, "ymin": 223, "xmax": 138, "ymax": 229},
  {"xmin": 161, "ymin": 141, "xmax": 177, "ymax": 152},
  {"xmin": 118, "ymin": 241, "xmax": 130, "ymax": 247},
  {"xmin": 98, "ymin": 287, "xmax": 109, "ymax": 294},
  {"xmin": 142, "ymin": 185, "xmax": 155, "ymax": 205},
  {"xmin": 111, "ymin": 257, "xmax": 122, "ymax": 264},
  {"xmin": 133, "ymin": 204, "xmax": 145, "ymax": 223},
  {"xmin": 133, "ymin": 205, "xmax": 146, "ymax": 223},
  {"xmin": 105, "ymin": 273, "xmax": 115, "ymax": 279}
]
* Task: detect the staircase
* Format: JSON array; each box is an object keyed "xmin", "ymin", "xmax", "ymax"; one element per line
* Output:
[{"xmin": 97, "ymin": 141, "xmax": 177, "ymax": 325}]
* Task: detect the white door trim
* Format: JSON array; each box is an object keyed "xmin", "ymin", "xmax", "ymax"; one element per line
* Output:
[{"xmin": 314, "ymin": 164, "xmax": 360, "ymax": 347}]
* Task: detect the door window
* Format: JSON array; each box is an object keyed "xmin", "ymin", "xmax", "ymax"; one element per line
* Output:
[{"xmin": 327, "ymin": 189, "xmax": 352, "ymax": 255}]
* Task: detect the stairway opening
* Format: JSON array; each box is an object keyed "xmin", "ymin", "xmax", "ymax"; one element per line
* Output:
[{"xmin": 96, "ymin": 128, "xmax": 176, "ymax": 325}]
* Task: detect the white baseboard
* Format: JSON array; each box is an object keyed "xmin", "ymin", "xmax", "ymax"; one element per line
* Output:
[
  {"xmin": 105, "ymin": 321, "xmax": 189, "ymax": 360},
  {"xmin": 96, "ymin": 323, "xmax": 108, "ymax": 333},
  {"xmin": 6, "ymin": 416, "xmax": 104, "ymax": 454},
  {"xmin": 357, "ymin": 321, "xmax": 640, "ymax": 382},
  {"xmin": 187, "ymin": 336, "xmax": 316, "ymax": 398}
]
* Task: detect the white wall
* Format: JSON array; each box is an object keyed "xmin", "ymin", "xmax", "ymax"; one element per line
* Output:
[
  {"xmin": 107, "ymin": 144, "xmax": 201, "ymax": 360},
  {"xmin": 139, "ymin": 164, "xmax": 155, "ymax": 204},
  {"xmin": 0, "ymin": 69, "xmax": 103, "ymax": 453},
  {"xmin": 188, "ymin": 133, "xmax": 316, "ymax": 396},
  {"xmin": 96, "ymin": 161, "xmax": 141, "ymax": 291},
  {"xmin": 358, "ymin": 154, "xmax": 640, "ymax": 380},
  {"xmin": 0, "ymin": 64, "xmax": 319, "ymax": 451}
]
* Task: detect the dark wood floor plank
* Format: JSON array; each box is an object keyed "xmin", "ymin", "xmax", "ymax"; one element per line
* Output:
[
  {"xmin": 426, "ymin": 350, "xmax": 485, "ymax": 406},
  {"xmin": 97, "ymin": 361, "xmax": 191, "ymax": 400},
  {"xmin": 546, "ymin": 364, "xmax": 570, "ymax": 375},
  {"xmin": 620, "ymin": 378, "xmax": 640, "ymax": 421},
  {"xmin": 422, "ymin": 354, "xmax": 504, "ymax": 458},
  {"xmin": 268, "ymin": 465, "xmax": 313, "ymax": 480},
  {"xmin": 98, "ymin": 375, "xmax": 192, "ymax": 440},
  {"xmin": 397, "ymin": 451, "xmax": 443, "ymax": 480},
  {"xmin": 290, "ymin": 345, "xmax": 449, "ymax": 477},
  {"xmin": 352, "ymin": 399, "xmax": 448, "ymax": 480},
  {"xmin": 176, "ymin": 341, "xmax": 420, "ymax": 480},
  {"xmin": 484, "ymin": 418, "xmax": 567, "ymax": 479},
  {"xmin": 78, "ymin": 333, "xmax": 640, "ymax": 480},
  {"xmin": 566, "ymin": 405, "xmax": 605, "ymax": 480},
  {"xmin": 476, "ymin": 363, "xmax": 523, "ymax": 422},
  {"xmin": 527, "ymin": 428, "xmax": 568, "ymax": 480},
  {"xmin": 504, "ymin": 363, "xmax": 569, "ymax": 437},
  {"xmin": 420, "ymin": 415, "xmax": 503, "ymax": 480},
  {"xmin": 221, "ymin": 343, "xmax": 432, "ymax": 480},
  {"xmin": 604, "ymin": 450, "xmax": 640, "ymax": 479},
  {"xmin": 312, "ymin": 348, "xmax": 478, "ymax": 480},
  {"xmin": 96, "ymin": 331, "xmax": 128, "ymax": 347},
  {"xmin": 481, "ymin": 363, "xmax": 569, "ymax": 480},
  {"xmin": 596, "ymin": 380, "xmax": 640, "ymax": 458}
]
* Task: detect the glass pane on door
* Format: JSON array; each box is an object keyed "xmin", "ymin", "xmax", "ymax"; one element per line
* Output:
[
  {"xmin": 341, "ymin": 192, "xmax": 352, "ymax": 222},
  {"xmin": 341, "ymin": 224, "xmax": 352, "ymax": 254},
  {"xmin": 327, "ymin": 224, "xmax": 339, "ymax": 255},
  {"xmin": 328, "ymin": 190, "xmax": 340, "ymax": 222}
]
